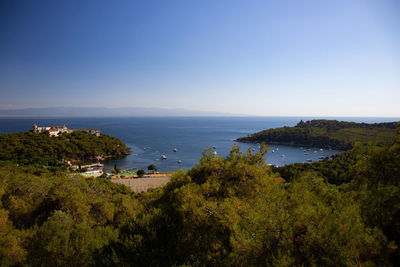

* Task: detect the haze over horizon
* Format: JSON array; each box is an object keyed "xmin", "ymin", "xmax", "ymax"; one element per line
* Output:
[{"xmin": 1, "ymin": 0, "xmax": 399, "ymax": 117}]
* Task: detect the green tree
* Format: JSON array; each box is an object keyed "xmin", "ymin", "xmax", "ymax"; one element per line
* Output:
[
  {"xmin": 136, "ymin": 169, "xmax": 146, "ymax": 177},
  {"xmin": 147, "ymin": 164, "xmax": 157, "ymax": 173},
  {"xmin": 113, "ymin": 163, "xmax": 121, "ymax": 174}
]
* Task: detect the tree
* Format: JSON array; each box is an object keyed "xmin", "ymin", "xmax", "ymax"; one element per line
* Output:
[
  {"xmin": 113, "ymin": 163, "xmax": 120, "ymax": 174},
  {"xmin": 147, "ymin": 164, "xmax": 157, "ymax": 173},
  {"xmin": 136, "ymin": 169, "xmax": 146, "ymax": 177}
]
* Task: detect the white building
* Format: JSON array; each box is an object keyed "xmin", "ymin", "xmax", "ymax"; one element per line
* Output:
[{"xmin": 33, "ymin": 124, "xmax": 100, "ymax": 136}]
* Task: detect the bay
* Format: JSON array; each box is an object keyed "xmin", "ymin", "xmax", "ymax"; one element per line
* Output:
[{"xmin": 0, "ymin": 116, "xmax": 398, "ymax": 171}]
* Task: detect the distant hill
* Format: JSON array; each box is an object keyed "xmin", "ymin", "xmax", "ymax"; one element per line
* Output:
[
  {"xmin": 0, "ymin": 107, "xmax": 241, "ymax": 117},
  {"xmin": 237, "ymin": 119, "xmax": 399, "ymax": 150}
]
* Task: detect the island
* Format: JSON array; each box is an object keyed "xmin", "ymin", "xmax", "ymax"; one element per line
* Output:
[{"xmin": 236, "ymin": 119, "xmax": 398, "ymax": 150}]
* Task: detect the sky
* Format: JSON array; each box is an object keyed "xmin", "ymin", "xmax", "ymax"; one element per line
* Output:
[{"xmin": 0, "ymin": 0, "xmax": 399, "ymax": 117}]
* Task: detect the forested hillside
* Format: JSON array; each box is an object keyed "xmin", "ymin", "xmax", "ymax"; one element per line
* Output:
[
  {"xmin": 1, "ymin": 126, "xmax": 399, "ymax": 266},
  {"xmin": 237, "ymin": 119, "xmax": 398, "ymax": 150},
  {"xmin": 0, "ymin": 131, "xmax": 129, "ymax": 167}
]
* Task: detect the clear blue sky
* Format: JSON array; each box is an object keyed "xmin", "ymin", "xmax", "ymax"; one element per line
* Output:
[{"xmin": 0, "ymin": 0, "xmax": 399, "ymax": 116}]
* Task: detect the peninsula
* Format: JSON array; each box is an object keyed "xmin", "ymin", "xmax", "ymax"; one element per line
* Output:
[
  {"xmin": 237, "ymin": 119, "xmax": 398, "ymax": 150},
  {"xmin": 0, "ymin": 125, "xmax": 129, "ymax": 168}
]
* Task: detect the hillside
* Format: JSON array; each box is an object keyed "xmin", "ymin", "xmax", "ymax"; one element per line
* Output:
[
  {"xmin": 0, "ymin": 130, "xmax": 129, "ymax": 167},
  {"xmin": 237, "ymin": 119, "xmax": 398, "ymax": 150}
]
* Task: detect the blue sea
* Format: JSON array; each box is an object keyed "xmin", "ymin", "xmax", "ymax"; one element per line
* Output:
[{"xmin": 0, "ymin": 117, "xmax": 398, "ymax": 172}]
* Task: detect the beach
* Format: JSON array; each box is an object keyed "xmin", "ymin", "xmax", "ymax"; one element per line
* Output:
[{"xmin": 111, "ymin": 176, "xmax": 171, "ymax": 193}]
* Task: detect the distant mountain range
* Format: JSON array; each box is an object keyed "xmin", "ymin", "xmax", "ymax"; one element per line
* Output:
[{"xmin": 0, "ymin": 107, "xmax": 242, "ymax": 117}]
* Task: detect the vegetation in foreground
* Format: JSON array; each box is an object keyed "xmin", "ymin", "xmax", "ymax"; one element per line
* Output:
[
  {"xmin": 0, "ymin": 131, "xmax": 129, "ymax": 168},
  {"xmin": 237, "ymin": 119, "xmax": 398, "ymax": 150},
  {"xmin": 1, "ymin": 125, "xmax": 399, "ymax": 266}
]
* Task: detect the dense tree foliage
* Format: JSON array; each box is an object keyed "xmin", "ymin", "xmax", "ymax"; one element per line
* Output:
[
  {"xmin": 0, "ymin": 165, "xmax": 141, "ymax": 266},
  {"xmin": 274, "ymin": 149, "xmax": 359, "ymax": 185},
  {"xmin": 237, "ymin": 119, "xmax": 397, "ymax": 150},
  {"xmin": 0, "ymin": 131, "xmax": 129, "ymax": 167}
]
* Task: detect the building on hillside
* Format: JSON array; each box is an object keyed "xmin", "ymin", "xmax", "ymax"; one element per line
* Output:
[
  {"xmin": 70, "ymin": 162, "xmax": 104, "ymax": 172},
  {"xmin": 33, "ymin": 124, "xmax": 100, "ymax": 136}
]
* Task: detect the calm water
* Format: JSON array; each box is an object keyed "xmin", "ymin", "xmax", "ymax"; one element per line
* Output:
[{"xmin": 0, "ymin": 117, "xmax": 398, "ymax": 171}]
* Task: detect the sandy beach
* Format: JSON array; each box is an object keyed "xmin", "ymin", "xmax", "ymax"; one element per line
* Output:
[{"xmin": 111, "ymin": 176, "xmax": 171, "ymax": 192}]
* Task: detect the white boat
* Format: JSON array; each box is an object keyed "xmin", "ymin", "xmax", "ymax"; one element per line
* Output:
[
  {"xmin": 320, "ymin": 148, "xmax": 323, "ymax": 151},
  {"xmin": 281, "ymin": 154, "xmax": 286, "ymax": 157},
  {"xmin": 161, "ymin": 155, "xmax": 167, "ymax": 160},
  {"xmin": 177, "ymin": 160, "xmax": 182, "ymax": 163},
  {"xmin": 213, "ymin": 151, "xmax": 217, "ymax": 155},
  {"xmin": 272, "ymin": 150, "xmax": 275, "ymax": 153},
  {"xmin": 276, "ymin": 148, "xmax": 279, "ymax": 151},
  {"xmin": 173, "ymin": 148, "xmax": 178, "ymax": 152}
]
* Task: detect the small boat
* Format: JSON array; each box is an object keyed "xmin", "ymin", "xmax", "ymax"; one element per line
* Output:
[
  {"xmin": 307, "ymin": 159, "xmax": 313, "ymax": 162},
  {"xmin": 173, "ymin": 148, "xmax": 178, "ymax": 152},
  {"xmin": 314, "ymin": 151, "xmax": 318, "ymax": 153},
  {"xmin": 318, "ymin": 156, "xmax": 326, "ymax": 159},
  {"xmin": 281, "ymin": 154, "xmax": 286, "ymax": 158},
  {"xmin": 161, "ymin": 155, "xmax": 167, "ymax": 160},
  {"xmin": 177, "ymin": 160, "xmax": 182, "ymax": 163},
  {"xmin": 213, "ymin": 151, "xmax": 217, "ymax": 155},
  {"xmin": 272, "ymin": 150, "xmax": 275, "ymax": 153},
  {"xmin": 212, "ymin": 146, "xmax": 217, "ymax": 149},
  {"xmin": 320, "ymin": 148, "xmax": 323, "ymax": 151},
  {"xmin": 276, "ymin": 148, "xmax": 279, "ymax": 151}
]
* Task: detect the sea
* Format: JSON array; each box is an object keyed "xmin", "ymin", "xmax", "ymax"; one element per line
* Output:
[{"xmin": 0, "ymin": 116, "xmax": 398, "ymax": 172}]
